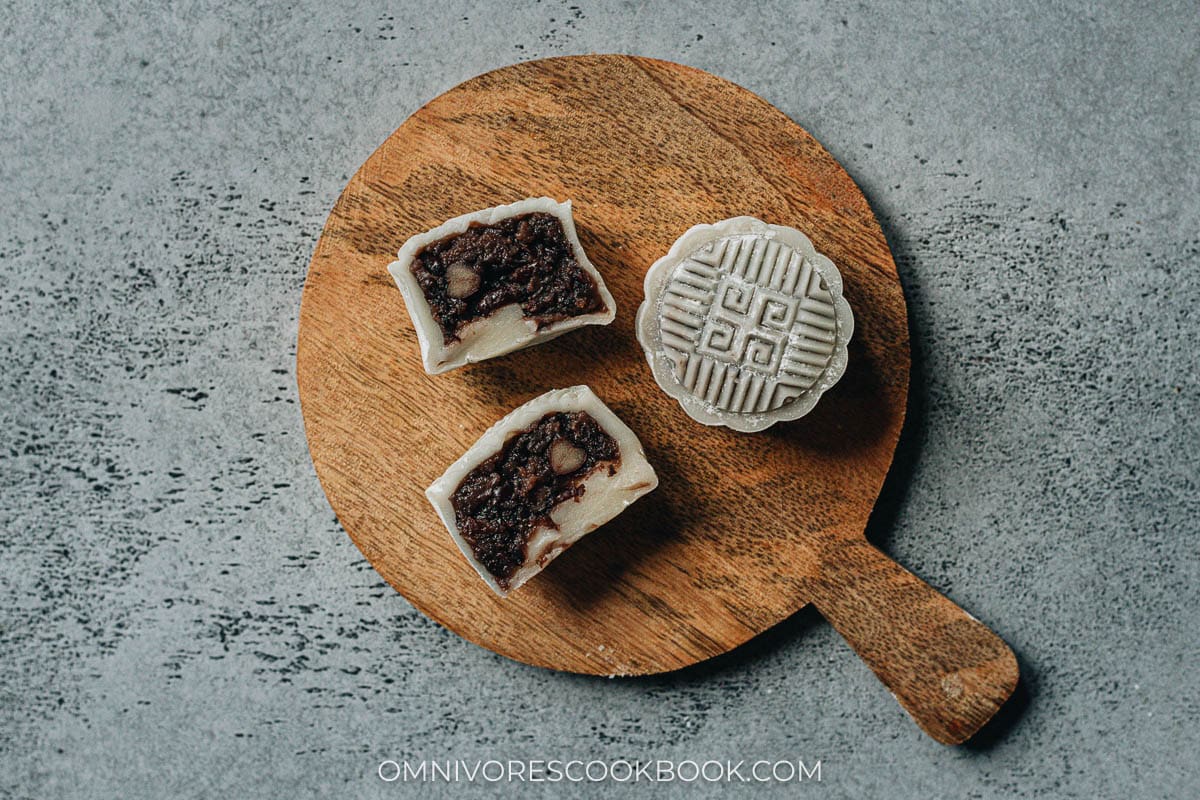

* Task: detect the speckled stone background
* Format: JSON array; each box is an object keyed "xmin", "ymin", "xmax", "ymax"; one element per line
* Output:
[{"xmin": 2, "ymin": 1, "xmax": 1197, "ymax": 798}]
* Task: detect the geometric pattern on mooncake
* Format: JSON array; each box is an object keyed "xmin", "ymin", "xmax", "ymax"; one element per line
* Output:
[{"xmin": 657, "ymin": 234, "xmax": 839, "ymax": 414}]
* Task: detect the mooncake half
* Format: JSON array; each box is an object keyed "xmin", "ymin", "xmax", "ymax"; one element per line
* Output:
[
  {"xmin": 388, "ymin": 198, "xmax": 616, "ymax": 374},
  {"xmin": 426, "ymin": 385, "xmax": 657, "ymax": 596}
]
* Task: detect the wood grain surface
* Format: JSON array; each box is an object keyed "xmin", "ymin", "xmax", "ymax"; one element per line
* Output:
[{"xmin": 297, "ymin": 55, "xmax": 1017, "ymax": 744}]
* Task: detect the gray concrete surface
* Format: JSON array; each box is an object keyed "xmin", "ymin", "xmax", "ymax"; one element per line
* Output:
[{"xmin": 2, "ymin": 1, "xmax": 1197, "ymax": 797}]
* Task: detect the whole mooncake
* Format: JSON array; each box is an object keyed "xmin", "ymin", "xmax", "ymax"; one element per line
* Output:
[{"xmin": 636, "ymin": 217, "xmax": 854, "ymax": 432}]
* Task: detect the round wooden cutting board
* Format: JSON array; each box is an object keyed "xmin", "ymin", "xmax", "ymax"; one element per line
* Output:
[{"xmin": 298, "ymin": 55, "xmax": 1016, "ymax": 745}]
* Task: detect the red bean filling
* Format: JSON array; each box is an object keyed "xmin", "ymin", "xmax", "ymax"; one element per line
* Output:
[
  {"xmin": 411, "ymin": 212, "xmax": 605, "ymax": 345},
  {"xmin": 451, "ymin": 411, "xmax": 619, "ymax": 589}
]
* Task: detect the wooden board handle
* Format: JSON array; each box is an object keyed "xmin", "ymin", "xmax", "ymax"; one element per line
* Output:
[{"xmin": 809, "ymin": 540, "xmax": 1019, "ymax": 744}]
